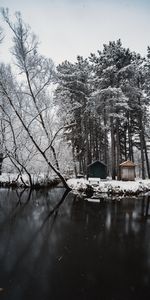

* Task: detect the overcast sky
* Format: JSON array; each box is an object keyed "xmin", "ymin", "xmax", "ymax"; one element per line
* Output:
[{"xmin": 0, "ymin": 0, "xmax": 150, "ymax": 65}]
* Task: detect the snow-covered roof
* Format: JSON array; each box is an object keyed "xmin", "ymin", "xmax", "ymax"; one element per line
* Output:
[{"xmin": 120, "ymin": 160, "xmax": 135, "ymax": 167}]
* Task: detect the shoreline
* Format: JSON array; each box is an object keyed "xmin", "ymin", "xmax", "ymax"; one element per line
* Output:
[
  {"xmin": 0, "ymin": 174, "xmax": 150, "ymax": 196},
  {"xmin": 0, "ymin": 173, "xmax": 61, "ymax": 189},
  {"xmin": 67, "ymin": 178, "xmax": 150, "ymax": 197}
]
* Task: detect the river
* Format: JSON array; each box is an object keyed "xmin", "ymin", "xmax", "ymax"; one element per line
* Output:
[{"xmin": 0, "ymin": 188, "xmax": 150, "ymax": 299}]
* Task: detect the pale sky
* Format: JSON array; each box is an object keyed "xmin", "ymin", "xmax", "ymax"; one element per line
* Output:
[{"xmin": 0, "ymin": 0, "xmax": 150, "ymax": 65}]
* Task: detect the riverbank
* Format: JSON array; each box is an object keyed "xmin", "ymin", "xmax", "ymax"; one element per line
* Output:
[
  {"xmin": 0, "ymin": 173, "xmax": 60, "ymax": 188},
  {"xmin": 1, "ymin": 173, "xmax": 150, "ymax": 196},
  {"xmin": 67, "ymin": 178, "xmax": 150, "ymax": 196}
]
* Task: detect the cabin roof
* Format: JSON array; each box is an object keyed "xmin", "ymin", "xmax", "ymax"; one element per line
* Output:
[
  {"xmin": 120, "ymin": 160, "xmax": 136, "ymax": 167},
  {"xmin": 87, "ymin": 160, "xmax": 107, "ymax": 168}
]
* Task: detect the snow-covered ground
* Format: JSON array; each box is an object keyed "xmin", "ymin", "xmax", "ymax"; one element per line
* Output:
[
  {"xmin": 67, "ymin": 178, "xmax": 150, "ymax": 195},
  {"xmin": 67, "ymin": 178, "xmax": 90, "ymax": 191}
]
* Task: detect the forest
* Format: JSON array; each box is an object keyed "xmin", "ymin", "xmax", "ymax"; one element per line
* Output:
[{"xmin": 0, "ymin": 9, "xmax": 150, "ymax": 187}]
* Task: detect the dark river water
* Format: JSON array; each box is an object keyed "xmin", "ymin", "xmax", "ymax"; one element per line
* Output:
[{"xmin": 0, "ymin": 188, "xmax": 150, "ymax": 300}]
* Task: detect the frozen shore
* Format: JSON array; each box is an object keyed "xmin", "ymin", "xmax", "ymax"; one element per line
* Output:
[{"xmin": 67, "ymin": 178, "xmax": 150, "ymax": 196}]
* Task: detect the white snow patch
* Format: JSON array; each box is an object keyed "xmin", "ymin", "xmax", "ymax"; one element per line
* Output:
[
  {"xmin": 67, "ymin": 178, "xmax": 90, "ymax": 191},
  {"xmin": 96, "ymin": 179, "xmax": 150, "ymax": 194},
  {"xmin": 86, "ymin": 198, "xmax": 100, "ymax": 203},
  {"xmin": 67, "ymin": 178, "xmax": 150, "ymax": 194}
]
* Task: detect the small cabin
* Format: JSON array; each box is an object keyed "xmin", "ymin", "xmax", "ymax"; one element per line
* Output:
[
  {"xmin": 120, "ymin": 160, "xmax": 136, "ymax": 181},
  {"xmin": 87, "ymin": 161, "xmax": 107, "ymax": 179}
]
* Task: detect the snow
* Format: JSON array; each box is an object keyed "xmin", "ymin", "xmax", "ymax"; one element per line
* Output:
[
  {"xmin": 0, "ymin": 173, "xmax": 21, "ymax": 183},
  {"xmin": 0, "ymin": 172, "xmax": 57, "ymax": 187},
  {"xmin": 1, "ymin": 173, "xmax": 150, "ymax": 195},
  {"xmin": 95, "ymin": 179, "xmax": 150, "ymax": 194},
  {"xmin": 88, "ymin": 177, "xmax": 100, "ymax": 185},
  {"xmin": 86, "ymin": 198, "xmax": 100, "ymax": 203},
  {"xmin": 67, "ymin": 178, "xmax": 90, "ymax": 191},
  {"xmin": 67, "ymin": 178, "xmax": 150, "ymax": 195}
]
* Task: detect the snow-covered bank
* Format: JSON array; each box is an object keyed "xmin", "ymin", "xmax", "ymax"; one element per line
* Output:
[
  {"xmin": 0, "ymin": 173, "xmax": 60, "ymax": 188},
  {"xmin": 67, "ymin": 178, "xmax": 150, "ymax": 195},
  {"xmin": 67, "ymin": 178, "xmax": 90, "ymax": 191},
  {"xmin": 1, "ymin": 173, "xmax": 150, "ymax": 195}
]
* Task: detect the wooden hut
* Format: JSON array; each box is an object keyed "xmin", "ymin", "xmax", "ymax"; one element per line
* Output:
[
  {"xmin": 120, "ymin": 160, "xmax": 136, "ymax": 181},
  {"xmin": 87, "ymin": 161, "xmax": 107, "ymax": 179}
]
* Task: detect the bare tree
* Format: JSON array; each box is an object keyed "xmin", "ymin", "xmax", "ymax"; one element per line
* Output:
[
  {"xmin": 0, "ymin": 9, "xmax": 70, "ymax": 189},
  {"xmin": 0, "ymin": 26, "xmax": 4, "ymax": 43},
  {"xmin": 0, "ymin": 25, "xmax": 4, "ymax": 174}
]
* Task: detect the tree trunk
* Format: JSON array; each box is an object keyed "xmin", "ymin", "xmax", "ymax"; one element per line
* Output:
[
  {"xmin": 138, "ymin": 123, "xmax": 145, "ymax": 179},
  {"xmin": 137, "ymin": 96, "xmax": 145, "ymax": 179},
  {"xmin": 72, "ymin": 146, "xmax": 77, "ymax": 178},
  {"xmin": 128, "ymin": 115, "xmax": 133, "ymax": 161},
  {"xmin": 140, "ymin": 132, "xmax": 145, "ymax": 179},
  {"xmin": 0, "ymin": 153, "xmax": 3, "ymax": 175},
  {"xmin": 110, "ymin": 117, "xmax": 116, "ymax": 180},
  {"xmin": 116, "ymin": 120, "xmax": 121, "ymax": 180},
  {"xmin": 104, "ymin": 107, "xmax": 108, "ymax": 165},
  {"xmin": 144, "ymin": 136, "xmax": 150, "ymax": 178}
]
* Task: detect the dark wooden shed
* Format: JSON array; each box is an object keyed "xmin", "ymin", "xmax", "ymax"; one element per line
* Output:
[{"xmin": 87, "ymin": 161, "xmax": 107, "ymax": 179}]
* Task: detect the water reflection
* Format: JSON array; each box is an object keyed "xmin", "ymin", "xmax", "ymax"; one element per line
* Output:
[
  {"xmin": 141, "ymin": 195, "xmax": 150, "ymax": 218},
  {"xmin": 105, "ymin": 209, "xmax": 111, "ymax": 230},
  {"xmin": 0, "ymin": 189, "xmax": 150, "ymax": 299}
]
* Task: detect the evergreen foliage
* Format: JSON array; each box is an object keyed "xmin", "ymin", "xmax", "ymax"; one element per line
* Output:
[{"xmin": 55, "ymin": 40, "xmax": 150, "ymax": 178}]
